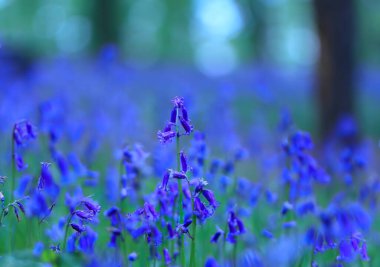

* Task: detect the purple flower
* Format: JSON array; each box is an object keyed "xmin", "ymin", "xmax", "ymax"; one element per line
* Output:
[
  {"xmin": 194, "ymin": 197, "xmax": 211, "ymax": 221},
  {"xmin": 13, "ymin": 120, "xmax": 37, "ymax": 146},
  {"xmin": 38, "ymin": 162, "xmax": 53, "ymax": 190},
  {"xmin": 74, "ymin": 210, "xmax": 95, "ymax": 220},
  {"xmin": 227, "ymin": 211, "xmax": 245, "ymax": 243},
  {"xmin": 167, "ymin": 223, "xmax": 176, "ymax": 239},
  {"xmin": 0, "ymin": 192, "xmax": 4, "ymax": 208},
  {"xmin": 157, "ymin": 128, "xmax": 176, "ymax": 144},
  {"xmin": 108, "ymin": 227, "xmax": 123, "ymax": 247},
  {"xmin": 159, "ymin": 170, "xmax": 170, "ymax": 190},
  {"xmin": 180, "ymin": 151, "xmax": 188, "ymax": 172},
  {"xmin": 181, "ymin": 106, "xmax": 189, "ymax": 121},
  {"xmin": 283, "ymin": 221, "xmax": 297, "ymax": 229},
  {"xmin": 360, "ymin": 242, "xmax": 369, "ymax": 261},
  {"xmin": 210, "ymin": 227, "xmax": 224, "ymax": 243},
  {"xmin": 179, "ymin": 116, "xmax": 193, "ymax": 134},
  {"xmin": 281, "ymin": 201, "xmax": 293, "ymax": 215},
  {"xmin": 33, "ymin": 242, "xmax": 44, "ymax": 257},
  {"xmin": 129, "ymin": 252, "xmax": 138, "ymax": 262},
  {"xmin": 104, "ymin": 207, "xmax": 122, "ymax": 227},
  {"xmin": 15, "ymin": 154, "xmax": 27, "ymax": 171},
  {"xmin": 262, "ymin": 229, "xmax": 274, "ymax": 239},
  {"xmin": 70, "ymin": 223, "xmax": 86, "ymax": 233},
  {"xmin": 136, "ymin": 202, "xmax": 159, "ymax": 221},
  {"xmin": 338, "ymin": 239, "xmax": 354, "ymax": 261},
  {"xmin": 170, "ymin": 107, "xmax": 177, "ymax": 124},
  {"xmin": 163, "ymin": 248, "xmax": 171, "ymax": 265},
  {"xmin": 205, "ymin": 257, "xmax": 219, "ymax": 267},
  {"xmin": 171, "ymin": 170, "xmax": 187, "ymax": 180},
  {"xmin": 13, "ymin": 205, "xmax": 21, "ymax": 222},
  {"xmin": 50, "ymin": 244, "xmax": 61, "ymax": 253},
  {"xmin": 15, "ymin": 201, "xmax": 25, "ymax": 214},
  {"xmin": 82, "ymin": 199, "xmax": 101, "ymax": 214},
  {"xmin": 78, "ymin": 227, "xmax": 97, "ymax": 254},
  {"xmin": 176, "ymin": 220, "xmax": 193, "ymax": 239},
  {"xmin": 172, "ymin": 96, "xmax": 184, "ymax": 108},
  {"xmin": 202, "ymin": 189, "xmax": 218, "ymax": 208},
  {"xmin": 26, "ymin": 122, "xmax": 37, "ymax": 138}
]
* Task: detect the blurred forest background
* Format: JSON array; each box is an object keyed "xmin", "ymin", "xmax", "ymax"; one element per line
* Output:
[{"xmin": 1, "ymin": 0, "xmax": 380, "ymax": 143}]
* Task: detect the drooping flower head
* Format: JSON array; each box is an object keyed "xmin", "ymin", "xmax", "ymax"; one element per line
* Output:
[
  {"xmin": 157, "ymin": 96, "xmax": 193, "ymax": 144},
  {"xmin": 13, "ymin": 120, "xmax": 37, "ymax": 146},
  {"xmin": 227, "ymin": 211, "xmax": 246, "ymax": 243}
]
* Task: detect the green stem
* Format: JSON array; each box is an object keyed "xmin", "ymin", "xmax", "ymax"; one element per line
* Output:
[
  {"xmin": 222, "ymin": 223, "xmax": 228, "ymax": 264},
  {"xmin": 233, "ymin": 241, "xmax": 238, "ymax": 267},
  {"xmin": 62, "ymin": 213, "xmax": 74, "ymax": 252},
  {"xmin": 310, "ymin": 246, "xmax": 315, "ymax": 266},
  {"xmin": 189, "ymin": 215, "xmax": 197, "ymax": 267},
  {"xmin": 10, "ymin": 133, "xmax": 16, "ymax": 254},
  {"xmin": 176, "ymin": 133, "xmax": 185, "ymax": 267},
  {"xmin": 11, "ymin": 138, "xmax": 15, "ymax": 203},
  {"xmin": 0, "ymin": 207, "xmax": 5, "ymax": 226}
]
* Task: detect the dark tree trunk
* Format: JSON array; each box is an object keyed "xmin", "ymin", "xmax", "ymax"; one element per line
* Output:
[
  {"xmin": 91, "ymin": 0, "xmax": 122, "ymax": 52},
  {"xmin": 313, "ymin": 0, "xmax": 356, "ymax": 142}
]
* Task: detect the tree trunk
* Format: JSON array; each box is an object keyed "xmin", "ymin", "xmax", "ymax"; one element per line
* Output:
[
  {"xmin": 91, "ymin": 0, "xmax": 122, "ymax": 52},
  {"xmin": 313, "ymin": 0, "xmax": 356, "ymax": 142}
]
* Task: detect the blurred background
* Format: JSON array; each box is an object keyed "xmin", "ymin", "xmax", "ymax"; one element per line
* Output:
[{"xmin": 1, "ymin": 0, "xmax": 380, "ymax": 147}]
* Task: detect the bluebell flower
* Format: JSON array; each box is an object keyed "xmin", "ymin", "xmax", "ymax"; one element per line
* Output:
[
  {"xmin": 37, "ymin": 162, "xmax": 60, "ymax": 199},
  {"xmin": 202, "ymin": 189, "xmax": 218, "ymax": 208},
  {"xmin": 50, "ymin": 244, "xmax": 61, "ymax": 253},
  {"xmin": 209, "ymin": 159, "xmax": 222, "ymax": 175},
  {"xmin": 210, "ymin": 226, "xmax": 224, "ymax": 243},
  {"xmin": 180, "ymin": 151, "xmax": 188, "ymax": 172},
  {"xmin": 157, "ymin": 124, "xmax": 176, "ymax": 144},
  {"xmin": 70, "ymin": 223, "xmax": 86, "ymax": 233},
  {"xmin": 129, "ymin": 252, "xmax": 138, "ymax": 262},
  {"xmin": 281, "ymin": 201, "xmax": 293, "ymax": 215},
  {"xmin": 262, "ymin": 229, "xmax": 274, "ymax": 239},
  {"xmin": 135, "ymin": 202, "xmax": 159, "ymax": 221},
  {"xmin": 14, "ymin": 175, "xmax": 32, "ymax": 198},
  {"xmin": 296, "ymin": 200, "xmax": 315, "ymax": 216},
  {"xmin": 171, "ymin": 170, "xmax": 187, "ymax": 180},
  {"xmin": 78, "ymin": 227, "xmax": 97, "ymax": 254},
  {"xmin": 360, "ymin": 242, "xmax": 369, "ymax": 261},
  {"xmin": 159, "ymin": 170, "xmax": 170, "ymax": 191},
  {"xmin": 163, "ymin": 248, "xmax": 171, "ymax": 265},
  {"xmin": 14, "ymin": 153, "xmax": 28, "ymax": 171},
  {"xmin": 167, "ymin": 223, "xmax": 176, "ymax": 239},
  {"xmin": 194, "ymin": 197, "xmax": 211, "ymax": 221},
  {"xmin": 179, "ymin": 116, "xmax": 193, "ymax": 134},
  {"xmin": 74, "ymin": 210, "xmax": 96, "ymax": 221},
  {"xmin": 338, "ymin": 239, "xmax": 354, "ymax": 261},
  {"xmin": 0, "ymin": 192, "xmax": 4, "ymax": 208},
  {"xmin": 33, "ymin": 242, "xmax": 44, "ymax": 257},
  {"xmin": 283, "ymin": 221, "xmax": 297, "ymax": 229},
  {"xmin": 108, "ymin": 227, "xmax": 123, "ymax": 247},
  {"xmin": 13, "ymin": 120, "xmax": 37, "ymax": 146},
  {"xmin": 204, "ymin": 257, "xmax": 219, "ymax": 267},
  {"xmin": 104, "ymin": 206, "xmax": 122, "ymax": 227},
  {"xmin": 227, "ymin": 211, "xmax": 245, "ymax": 243},
  {"xmin": 176, "ymin": 219, "xmax": 193, "ymax": 239},
  {"xmin": 82, "ymin": 198, "xmax": 101, "ymax": 214},
  {"xmin": 67, "ymin": 233, "xmax": 78, "ymax": 253}
]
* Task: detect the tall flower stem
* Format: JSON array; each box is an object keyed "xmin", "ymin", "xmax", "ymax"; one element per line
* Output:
[
  {"xmin": 176, "ymin": 131, "xmax": 185, "ymax": 267},
  {"xmin": 232, "ymin": 241, "xmax": 238, "ymax": 267},
  {"xmin": 189, "ymin": 213, "xmax": 197, "ymax": 267},
  {"xmin": 119, "ymin": 160, "xmax": 129, "ymax": 265},
  {"xmin": 62, "ymin": 212, "xmax": 74, "ymax": 252},
  {"xmin": 11, "ymin": 130, "xmax": 15, "ymax": 203},
  {"xmin": 10, "ymin": 128, "xmax": 16, "ymax": 253}
]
